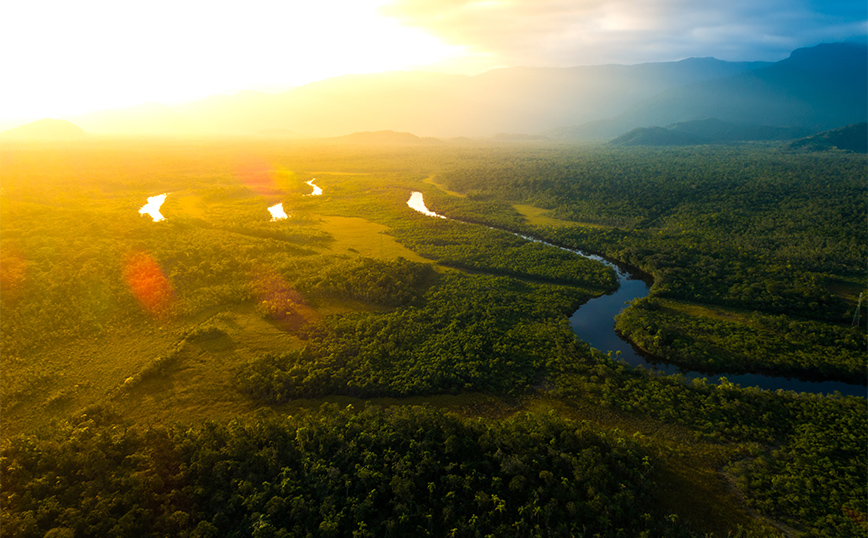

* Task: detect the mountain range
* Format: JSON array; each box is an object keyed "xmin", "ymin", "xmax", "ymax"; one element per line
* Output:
[
  {"xmin": 609, "ymin": 119, "xmax": 812, "ymax": 146},
  {"xmin": 10, "ymin": 42, "xmax": 868, "ymax": 141},
  {"xmin": 557, "ymin": 43, "xmax": 867, "ymax": 139},
  {"xmin": 789, "ymin": 122, "xmax": 868, "ymax": 153},
  {"xmin": 0, "ymin": 118, "xmax": 87, "ymax": 140}
]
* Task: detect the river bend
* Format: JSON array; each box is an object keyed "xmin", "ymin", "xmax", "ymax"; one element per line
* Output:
[{"xmin": 407, "ymin": 192, "xmax": 864, "ymax": 397}]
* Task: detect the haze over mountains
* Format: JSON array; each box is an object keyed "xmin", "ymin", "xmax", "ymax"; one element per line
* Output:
[
  {"xmin": 609, "ymin": 119, "xmax": 812, "ymax": 147},
  {"xmin": 0, "ymin": 119, "xmax": 88, "ymax": 140},
  {"xmin": 13, "ymin": 42, "xmax": 867, "ymax": 141},
  {"xmin": 560, "ymin": 43, "xmax": 868, "ymax": 139}
]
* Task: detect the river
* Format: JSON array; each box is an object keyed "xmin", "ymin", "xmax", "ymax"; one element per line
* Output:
[
  {"xmin": 139, "ymin": 193, "xmax": 168, "ymax": 222},
  {"xmin": 268, "ymin": 203, "xmax": 288, "ymax": 221},
  {"xmin": 407, "ymin": 192, "xmax": 865, "ymax": 396},
  {"xmin": 306, "ymin": 179, "xmax": 322, "ymax": 196}
]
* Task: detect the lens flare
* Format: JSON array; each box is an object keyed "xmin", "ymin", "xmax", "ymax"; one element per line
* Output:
[
  {"xmin": 252, "ymin": 268, "xmax": 315, "ymax": 331},
  {"xmin": 235, "ymin": 163, "xmax": 300, "ymax": 196},
  {"xmin": 123, "ymin": 252, "xmax": 175, "ymax": 317},
  {"xmin": 237, "ymin": 162, "xmax": 278, "ymax": 195},
  {"xmin": 0, "ymin": 245, "xmax": 28, "ymax": 302}
]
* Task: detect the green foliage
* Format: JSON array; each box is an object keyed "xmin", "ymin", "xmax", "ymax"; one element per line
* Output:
[
  {"xmin": 730, "ymin": 400, "xmax": 868, "ymax": 537},
  {"xmin": 437, "ymin": 146, "xmax": 866, "ymax": 319},
  {"xmin": 120, "ymin": 349, "xmax": 183, "ymax": 391},
  {"xmin": 1, "ymin": 406, "xmax": 696, "ymax": 537},
  {"xmin": 390, "ymin": 216, "xmax": 617, "ymax": 290},
  {"xmin": 182, "ymin": 324, "xmax": 229, "ymax": 343},
  {"xmin": 616, "ymin": 298, "xmax": 867, "ymax": 383},
  {"xmin": 790, "ymin": 122, "xmax": 868, "ymax": 153},
  {"xmin": 239, "ymin": 273, "xmax": 589, "ymax": 399},
  {"xmin": 2, "ymin": 139, "xmax": 865, "ymax": 537},
  {"xmin": 553, "ymin": 352, "xmax": 867, "ymax": 537},
  {"xmin": 296, "ymin": 257, "xmax": 435, "ymax": 307}
]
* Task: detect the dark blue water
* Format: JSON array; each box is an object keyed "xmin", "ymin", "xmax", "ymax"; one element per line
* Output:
[{"xmin": 568, "ymin": 258, "xmax": 866, "ymax": 397}]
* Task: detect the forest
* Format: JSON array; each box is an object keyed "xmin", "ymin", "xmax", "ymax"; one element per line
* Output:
[{"xmin": 1, "ymin": 137, "xmax": 865, "ymax": 537}]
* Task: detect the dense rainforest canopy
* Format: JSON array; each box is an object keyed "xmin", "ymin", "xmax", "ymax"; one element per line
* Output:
[{"xmin": 1, "ymin": 138, "xmax": 865, "ymax": 537}]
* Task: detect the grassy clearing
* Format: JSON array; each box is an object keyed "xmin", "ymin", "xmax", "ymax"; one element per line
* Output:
[
  {"xmin": 423, "ymin": 175, "xmax": 466, "ymax": 197},
  {"xmin": 318, "ymin": 215, "xmax": 428, "ymax": 262},
  {"xmin": 1, "ymin": 302, "xmax": 314, "ymax": 436},
  {"xmin": 2, "ymin": 327, "xmax": 179, "ymax": 436},
  {"xmin": 513, "ymin": 203, "xmax": 605, "ymax": 228},
  {"xmin": 655, "ymin": 298, "xmax": 759, "ymax": 326},
  {"xmin": 168, "ymin": 193, "xmax": 207, "ymax": 219},
  {"xmin": 826, "ymin": 275, "xmax": 866, "ymax": 304},
  {"xmin": 90, "ymin": 306, "xmax": 309, "ymax": 428}
]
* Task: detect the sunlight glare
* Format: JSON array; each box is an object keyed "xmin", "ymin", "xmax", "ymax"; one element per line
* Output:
[
  {"xmin": 123, "ymin": 252, "xmax": 175, "ymax": 317},
  {"xmin": 268, "ymin": 203, "xmax": 288, "ymax": 221},
  {"xmin": 407, "ymin": 192, "xmax": 445, "ymax": 219},
  {"xmin": 306, "ymin": 179, "xmax": 322, "ymax": 196},
  {"xmin": 1, "ymin": 0, "xmax": 463, "ymax": 122},
  {"xmin": 139, "ymin": 194, "xmax": 168, "ymax": 222}
]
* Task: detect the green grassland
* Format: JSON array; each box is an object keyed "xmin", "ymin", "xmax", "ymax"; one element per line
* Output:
[
  {"xmin": 1, "ymin": 138, "xmax": 865, "ymax": 537},
  {"xmin": 513, "ymin": 203, "xmax": 607, "ymax": 229}
]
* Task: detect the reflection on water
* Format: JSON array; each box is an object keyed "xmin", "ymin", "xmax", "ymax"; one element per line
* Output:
[
  {"xmin": 407, "ymin": 192, "xmax": 446, "ymax": 219},
  {"xmin": 268, "ymin": 203, "xmax": 288, "ymax": 221},
  {"xmin": 139, "ymin": 194, "xmax": 168, "ymax": 222},
  {"xmin": 306, "ymin": 179, "xmax": 322, "ymax": 196}
]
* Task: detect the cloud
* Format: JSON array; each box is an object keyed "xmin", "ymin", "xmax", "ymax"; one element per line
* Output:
[{"xmin": 380, "ymin": 0, "xmax": 868, "ymax": 66}]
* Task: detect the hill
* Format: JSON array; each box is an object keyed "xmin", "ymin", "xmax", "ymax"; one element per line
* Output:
[
  {"xmin": 556, "ymin": 43, "xmax": 868, "ymax": 140},
  {"xmin": 1, "ymin": 119, "xmax": 87, "ymax": 140},
  {"xmin": 610, "ymin": 119, "xmax": 810, "ymax": 146},
  {"xmin": 72, "ymin": 59, "xmax": 770, "ymax": 138},
  {"xmin": 610, "ymin": 126, "xmax": 699, "ymax": 146},
  {"xmin": 790, "ymin": 123, "xmax": 868, "ymax": 153},
  {"xmin": 327, "ymin": 130, "xmax": 441, "ymax": 145}
]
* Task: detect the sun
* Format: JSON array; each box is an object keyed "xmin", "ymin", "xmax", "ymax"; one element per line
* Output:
[{"xmin": 0, "ymin": 0, "xmax": 465, "ymax": 123}]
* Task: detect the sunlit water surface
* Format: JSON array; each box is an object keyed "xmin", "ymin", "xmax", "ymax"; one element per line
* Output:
[
  {"xmin": 306, "ymin": 179, "xmax": 322, "ymax": 196},
  {"xmin": 139, "ymin": 194, "xmax": 168, "ymax": 222},
  {"xmin": 407, "ymin": 192, "xmax": 446, "ymax": 218},
  {"xmin": 268, "ymin": 203, "xmax": 288, "ymax": 221}
]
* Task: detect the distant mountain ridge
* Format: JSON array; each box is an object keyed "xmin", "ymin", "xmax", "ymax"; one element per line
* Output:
[
  {"xmin": 790, "ymin": 123, "xmax": 868, "ymax": 153},
  {"xmin": 1, "ymin": 119, "xmax": 87, "ymax": 140},
  {"xmin": 69, "ymin": 57, "xmax": 773, "ymax": 138},
  {"xmin": 41, "ymin": 42, "xmax": 868, "ymax": 139},
  {"xmin": 610, "ymin": 119, "xmax": 810, "ymax": 146},
  {"xmin": 557, "ymin": 42, "xmax": 868, "ymax": 140},
  {"xmin": 327, "ymin": 130, "xmax": 442, "ymax": 145}
]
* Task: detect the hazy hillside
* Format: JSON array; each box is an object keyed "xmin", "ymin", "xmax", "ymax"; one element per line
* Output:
[
  {"xmin": 71, "ymin": 58, "xmax": 769, "ymax": 138},
  {"xmin": 559, "ymin": 43, "xmax": 868, "ymax": 139},
  {"xmin": 327, "ymin": 130, "xmax": 442, "ymax": 145},
  {"xmin": 610, "ymin": 119, "xmax": 810, "ymax": 146},
  {"xmin": 0, "ymin": 119, "xmax": 87, "ymax": 140},
  {"xmin": 610, "ymin": 126, "xmax": 698, "ymax": 146},
  {"xmin": 790, "ymin": 122, "xmax": 868, "ymax": 153}
]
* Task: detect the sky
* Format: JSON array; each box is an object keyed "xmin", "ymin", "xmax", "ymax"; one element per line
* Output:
[{"xmin": 1, "ymin": 0, "xmax": 865, "ymax": 124}]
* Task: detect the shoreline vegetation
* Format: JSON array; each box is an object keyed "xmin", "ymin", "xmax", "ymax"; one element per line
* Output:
[{"xmin": 1, "ymin": 138, "xmax": 865, "ymax": 537}]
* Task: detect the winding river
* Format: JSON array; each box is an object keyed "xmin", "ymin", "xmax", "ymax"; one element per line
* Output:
[
  {"xmin": 407, "ymin": 192, "xmax": 865, "ymax": 397},
  {"xmin": 306, "ymin": 179, "xmax": 322, "ymax": 196}
]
